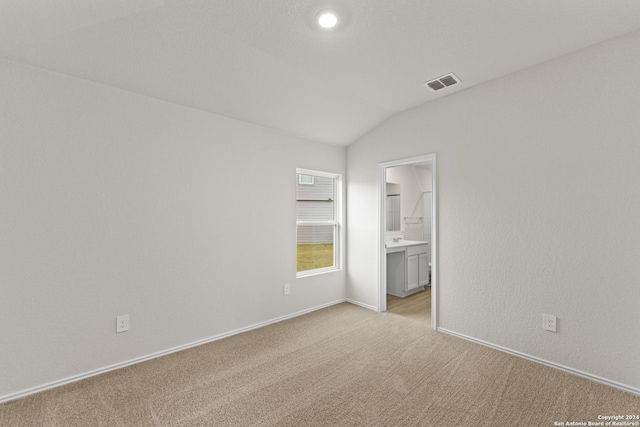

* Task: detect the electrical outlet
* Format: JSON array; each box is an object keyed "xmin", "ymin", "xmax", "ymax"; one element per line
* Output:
[
  {"xmin": 283, "ymin": 283, "xmax": 291, "ymax": 295},
  {"xmin": 116, "ymin": 314, "xmax": 129, "ymax": 333},
  {"xmin": 542, "ymin": 313, "xmax": 556, "ymax": 332}
]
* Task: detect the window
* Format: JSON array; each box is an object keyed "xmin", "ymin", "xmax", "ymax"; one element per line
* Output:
[
  {"xmin": 296, "ymin": 168, "xmax": 341, "ymax": 276},
  {"xmin": 298, "ymin": 174, "xmax": 314, "ymax": 185}
]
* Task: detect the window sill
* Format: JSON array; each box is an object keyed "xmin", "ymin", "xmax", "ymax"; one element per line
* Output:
[{"xmin": 296, "ymin": 267, "xmax": 342, "ymax": 279}]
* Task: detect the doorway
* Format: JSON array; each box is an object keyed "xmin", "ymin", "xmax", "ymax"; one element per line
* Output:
[{"xmin": 377, "ymin": 153, "xmax": 437, "ymax": 330}]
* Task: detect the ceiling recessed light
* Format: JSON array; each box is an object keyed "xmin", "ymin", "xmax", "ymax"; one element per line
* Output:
[{"xmin": 317, "ymin": 11, "xmax": 338, "ymax": 28}]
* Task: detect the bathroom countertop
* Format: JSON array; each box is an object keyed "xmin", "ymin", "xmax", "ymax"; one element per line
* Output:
[{"xmin": 385, "ymin": 240, "xmax": 429, "ymax": 253}]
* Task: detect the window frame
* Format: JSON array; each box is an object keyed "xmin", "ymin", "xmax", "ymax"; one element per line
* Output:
[{"xmin": 295, "ymin": 168, "xmax": 342, "ymax": 277}]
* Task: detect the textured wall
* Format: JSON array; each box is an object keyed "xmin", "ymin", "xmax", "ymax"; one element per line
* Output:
[
  {"xmin": 0, "ymin": 59, "xmax": 346, "ymax": 399},
  {"xmin": 347, "ymin": 31, "xmax": 640, "ymax": 390}
]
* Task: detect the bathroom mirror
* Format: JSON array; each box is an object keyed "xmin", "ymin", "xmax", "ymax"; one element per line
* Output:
[{"xmin": 385, "ymin": 183, "xmax": 401, "ymax": 231}]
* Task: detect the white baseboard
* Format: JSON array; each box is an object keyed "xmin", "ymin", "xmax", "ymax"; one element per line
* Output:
[
  {"xmin": 345, "ymin": 298, "xmax": 378, "ymax": 312},
  {"xmin": 0, "ymin": 299, "xmax": 347, "ymax": 404},
  {"xmin": 437, "ymin": 327, "xmax": 640, "ymax": 397}
]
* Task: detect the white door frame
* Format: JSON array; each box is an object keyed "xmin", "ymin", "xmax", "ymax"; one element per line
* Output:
[{"xmin": 377, "ymin": 153, "xmax": 438, "ymax": 330}]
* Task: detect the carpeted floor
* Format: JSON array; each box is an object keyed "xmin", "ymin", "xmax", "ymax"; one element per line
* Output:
[{"xmin": 1, "ymin": 302, "xmax": 638, "ymax": 426}]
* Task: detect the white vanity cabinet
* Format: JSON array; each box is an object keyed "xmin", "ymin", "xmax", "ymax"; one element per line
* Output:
[
  {"xmin": 387, "ymin": 242, "xmax": 429, "ymax": 298},
  {"xmin": 407, "ymin": 244, "xmax": 429, "ymax": 290}
]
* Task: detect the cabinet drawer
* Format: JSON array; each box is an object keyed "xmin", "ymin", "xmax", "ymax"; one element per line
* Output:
[{"xmin": 407, "ymin": 244, "xmax": 428, "ymax": 256}]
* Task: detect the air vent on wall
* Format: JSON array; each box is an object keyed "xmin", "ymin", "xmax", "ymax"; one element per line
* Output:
[{"xmin": 423, "ymin": 73, "xmax": 461, "ymax": 91}]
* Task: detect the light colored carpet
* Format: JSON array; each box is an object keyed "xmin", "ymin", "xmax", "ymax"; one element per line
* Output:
[{"xmin": 1, "ymin": 302, "xmax": 638, "ymax": 426}]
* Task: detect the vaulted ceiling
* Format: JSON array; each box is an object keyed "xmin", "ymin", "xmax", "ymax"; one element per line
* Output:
[{"xmin": 3, "ymin": 1, "xmax": 640, "ymax": 145}]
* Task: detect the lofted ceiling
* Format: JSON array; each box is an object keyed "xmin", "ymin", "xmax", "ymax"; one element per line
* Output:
[{"xmin": 3, "ymin": 1, "xmax": 640, "ymax": 146}]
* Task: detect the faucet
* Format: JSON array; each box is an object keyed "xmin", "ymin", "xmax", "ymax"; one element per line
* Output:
[{"xmin": 392, "ymin": 237, "xmax": 402, "ymax": 243}]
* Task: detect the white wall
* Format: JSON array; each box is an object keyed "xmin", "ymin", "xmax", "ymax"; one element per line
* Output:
[
  {"xmin": 347, "ymin": 31, "xmax": 640, "ymax": 391},
  {"xmin": 0, "ymin": 59, "xmax": 346, "ymax": 399},
  {"xmin": 386, "ymin": 165, "xmax": 432, "ymax": 241}
]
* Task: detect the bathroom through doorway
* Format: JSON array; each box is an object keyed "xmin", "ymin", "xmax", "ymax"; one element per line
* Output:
[{"xmin": 377, "ymin": 153, "xmax": 437, "ymax": 329}]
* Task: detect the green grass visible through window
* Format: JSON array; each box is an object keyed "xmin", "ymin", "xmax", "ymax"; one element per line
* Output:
[{"xmin": 297, "ymin": 243, "xmax": 334, "ymax": 272}]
